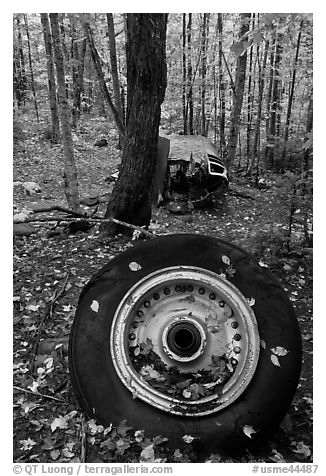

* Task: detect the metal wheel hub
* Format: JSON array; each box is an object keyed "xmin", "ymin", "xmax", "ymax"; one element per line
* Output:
[{"xmin": 110, "ymin": 266, "xmax": 260, "ymax": 416}]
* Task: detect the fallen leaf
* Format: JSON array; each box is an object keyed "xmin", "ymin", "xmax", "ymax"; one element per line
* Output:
[
  {"xmin": 129, "ymin": 261, "xmax": 142, "ymax": 271},
  {"xmin": 242, "ymin": 425, "xmax": 257, "ymax": 438},
  {"xmin": 292, "ymin": 441, "xmax": 311, "ymax": 458},
  {"xmin": 183, "ymin": 435, "xmax": 195, "ymax": 443},
  {"xmin": 90, "ymin": 300, "xmax": 99, "ymax": 313},
  {"xmin": 247, "ymin": 297, "xmax": 256, "ymax": 307},
  {"xmin": 51, "ymin": 415, "xmax": 69, "ymax": 432},
  {"xmin": 271, "ymin": 346, "xmax": 289, "ymax": 356},
  {"xmin": 271, "ymin": 354, "xmax": 281, "ymax": 367},
  {"xmin": 140, "ymin": 444, "xmax": 155, "ymax": 462},
  {"xmin": 222, "ymin": 255, "xmax": 231, "ymax": 265},
  {"xmin": 259, "ymin": 260, "xmax": 269, "ymax": 268},
  {"xmin": 20, "ymin": 438, "xmax": 36, "ymax": 451},
  {"xmin": 50, "ymin": 449, "xmax": 60, "ymax": 461}
]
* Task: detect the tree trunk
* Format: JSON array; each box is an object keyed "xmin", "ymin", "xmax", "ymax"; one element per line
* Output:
[
  {"xmin": 70, "ymin": 20, "xmax": 81, "ymax": 128},
  {"xmin": 267, "ymin": 33, "xmax": 283, "ymax": 168},
  {"xmin": 182, "ymin": 14, "xmax": 187, "ymax": 134},
  {"xmin": 264, "ymin": 35, "xmax": 276, "ymax": 165},
  {"xmin": 246, "ymin": 14, "xmax": 255, "ymax": 164},
  {"xmin": 303, "ymin": 96, "xmax": 313, "ymax": 172},
  {"xmin": 49, "ymin": 13, "xmax": 79, "ymax": 211},
  {"xmin": 247, "ymin": 39, "xmax": 269, "ymax": 175},
  {"xmin": 187, "ymin": 14, "xmax": 194, "ymax": 134},
  {"xmin": 84, "ymin": 21, "xmax": 125, "ymax": 138},
  {"xmin": 23, "ymin": 14, "xmax": 39, "ymax": 123},
  {"xmin": 104, "ymin": 14, "xmax": 168, "ymax": 234},
  {"xmin": 40, "ymin": 13, "xmax": 60, "ymax": 143},
  {"xmin": 281, "ymin": 20, "xmax": 303, "ymax": 170},
  {"xmin": 200, "ymin": 13, "xmax": 209, "ymax": 136},
  {"xmin": 217, "ymin": 14, "xmax": 226, "ymax": 159},
  {"xmin": 226, "ymin": 13, "xmax": 251, "ymax": 171},
  {"xmin": 15, "ymin": 15, "xmax": 27, "ymax": 105},
  {"xmin": 107, "ymin": 13, "xmax": 124, "ymax": 145}
]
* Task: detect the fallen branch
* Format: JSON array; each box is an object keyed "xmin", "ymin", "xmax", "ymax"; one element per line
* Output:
[
  {"xmin": 15, "ymin": 216, "xmax": 156, "ymax": 238},
  {"xmin": 30, "ymin": 273, "xmax": 70, "ymax": 372},
  {"xmin": 13, "ymin": 385, "xmax": 65, "ymax": 403}
]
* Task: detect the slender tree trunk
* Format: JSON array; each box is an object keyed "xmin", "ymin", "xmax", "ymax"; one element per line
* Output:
[
  {"xmin": 281, "ymin": 20, "xmax": 303, "ymax": 170},
  {"xmin": 267, "ymin": 33, "xmax": 283, "ymax": 168},
  {"xmin": 107, "ymin": 13, "xmax": 124, "ymax": 145},
  {"xmin": 182, "ymin": 14, "xmax": 187, "ymax": 134},
  {"xmin": 15, "ymin": 15, "xmax": 27, "ymax": 104},
  {"xmin": 217, "ymin": 14, "xmax": 226, "ymax": 159},
  {"xmin": 303, "ymin": 96, "xmax": 313, "ymax": 172},
  {"xmin": 104, "ymin": 14, "xmax": 168, "ymax": 234},
  {"xmin": 227, "ymin": 13, "xmax": 251, "ymax": 171},
  {"xmin": 49, "ymin": 13, "xmax": 79, "ymax": 211},
  {"xmin": 264, "ymin": 35, "xmax": 276, "ymax": 164},
  {"xmin": 247, "ymin": 39, "xmax": 269, "ymax": 175},
  {"xmin": 200, "ymin": 13, "xmax": 209, "ymax": 136},
  {"xmin": 23, "ymin": 14, "xmax": 39, "ymax": 122},
  {"xmin": 70, "ymin": 20, "xmax": 81, "ymax": 128},
  {"xmin": 246, "ymin": 14, "xmax": 255, "ymax": 164},
  {"xmin": 40, "ymin": 13, "xmax": 60, "ymax": 143},
  {"xmin": 187, "ymin": 14, "xmax": 194, "ymax": 134},
  {"xmin": 84, "ymin": 21, "xmax": 125, "ymax": 138}
]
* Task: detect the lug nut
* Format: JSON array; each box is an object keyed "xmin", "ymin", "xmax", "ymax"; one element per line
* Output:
[
  {"xmin": 231, "ymin": 321, "xmax": 238, "ymax": 329},
  {"xmin": 234, "ymin": 346, "xmax": 241, "ymax": 354},
  {"xmin": 187, "ymin": 285, "xmax": 194, "ymax": 292},
  {"xmin": 153, "ymin": 293, "xmax": 160, "ymax": 300},
  {"xmin": 231, "ymin": 358, "xmax": 238, "ymax": 366},
  {"xmin": 136, "ymin": 310, "xmax": 144, "ymax": 317},
  {"xmin": 219, "ymin": 300, "xmax": 225, "ymax": 307},
  {"xmin": 198, "ymin": 288, "xmax": 205, "ymax": 295},
  {"xmin": 164, "ymin": 288, "xmax": 171, "ymax": 295},
  {"xmin": 129, "ymin": 333, "xmax": 136, "ymax": 341},
  {"xmin": 175, "ymin": 285, "xmax": 182, "ymax": 293},
  {"xmin": 144, "ymin": 301, "xmax": 151, "ymax": 308},
  {"xmin": 234, "ymin": 334, "xmax": 241, "ymax": 341},
  {"xmin": 209, "ymin": 293, "xmax": 216, "ymax": 300}
]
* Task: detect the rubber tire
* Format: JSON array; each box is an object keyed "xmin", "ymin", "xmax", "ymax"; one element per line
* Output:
[{"xmin": 69, "ymin": 234, "xmax": 302, "ymax": 454}]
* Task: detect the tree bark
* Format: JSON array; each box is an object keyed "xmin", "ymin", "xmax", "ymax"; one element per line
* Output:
[
  {"xmin": 264, "ymin": 35, "xmax": 276, "ymax": 164},
  {"xmin": 40, "ymin": 13, "xmax": 60, "ymax": 143},
  {"xmin": 49, "ymin": 13, "xmax": 79, "ymax": 211},
  {"xmin": 267, "ymin": 33, "xmax": 283, "ymax": 168},
  {"xmin": 200, "ymin": 13, "xmax": 209, "ymax": 136},
  {"xmin": 107, "ymin": 14, "xmax": 124, "ymax": 124},
  {"xmin": 281, "ymin": 20, "xmax": 303, "ymax": 170},
  {"xmin": 104, "ymin": 14, "xmax": 168, "ymax": 234},
  {"xmin": 217, "ymin": 14, "xmax": 226, "ymax": 159},
  {"xmin": 246, "ymin": 14, "xmax": 255, "ymax": 163},
  {"xmin": 15, "ymin": 15, "xmax": 27, "ymax": 105},
  {"xmin": 84, "ymin": 21, "xmax": 125, "ymax": 138},
  {"xmin": 187, "ymin": 14, "xmax": 194, "ymax": 134},
  {"xmin": 23, "ymin": 14, "xmax": 39, "ymax": 122},
  {"xmin": 226, "ymin": 13, "xmax": 251, "ymax": 171},
  {"xmin": 182, "ymin": 14, "xmax": 187, "ymax": 134},
  {"xmin": 247, "ymin": 39, "xmax": 269, "ymax": 175}
]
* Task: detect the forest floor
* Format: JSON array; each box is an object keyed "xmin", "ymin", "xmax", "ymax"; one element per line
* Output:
[{"xmin": 13, "ymin": 115, "xmax": 313, "ymax": 464}]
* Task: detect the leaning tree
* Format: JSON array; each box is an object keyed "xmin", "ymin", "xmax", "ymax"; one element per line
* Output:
[{"xmin": 103, "ymin": 13, "xmax": 168, "ymax": 234}]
